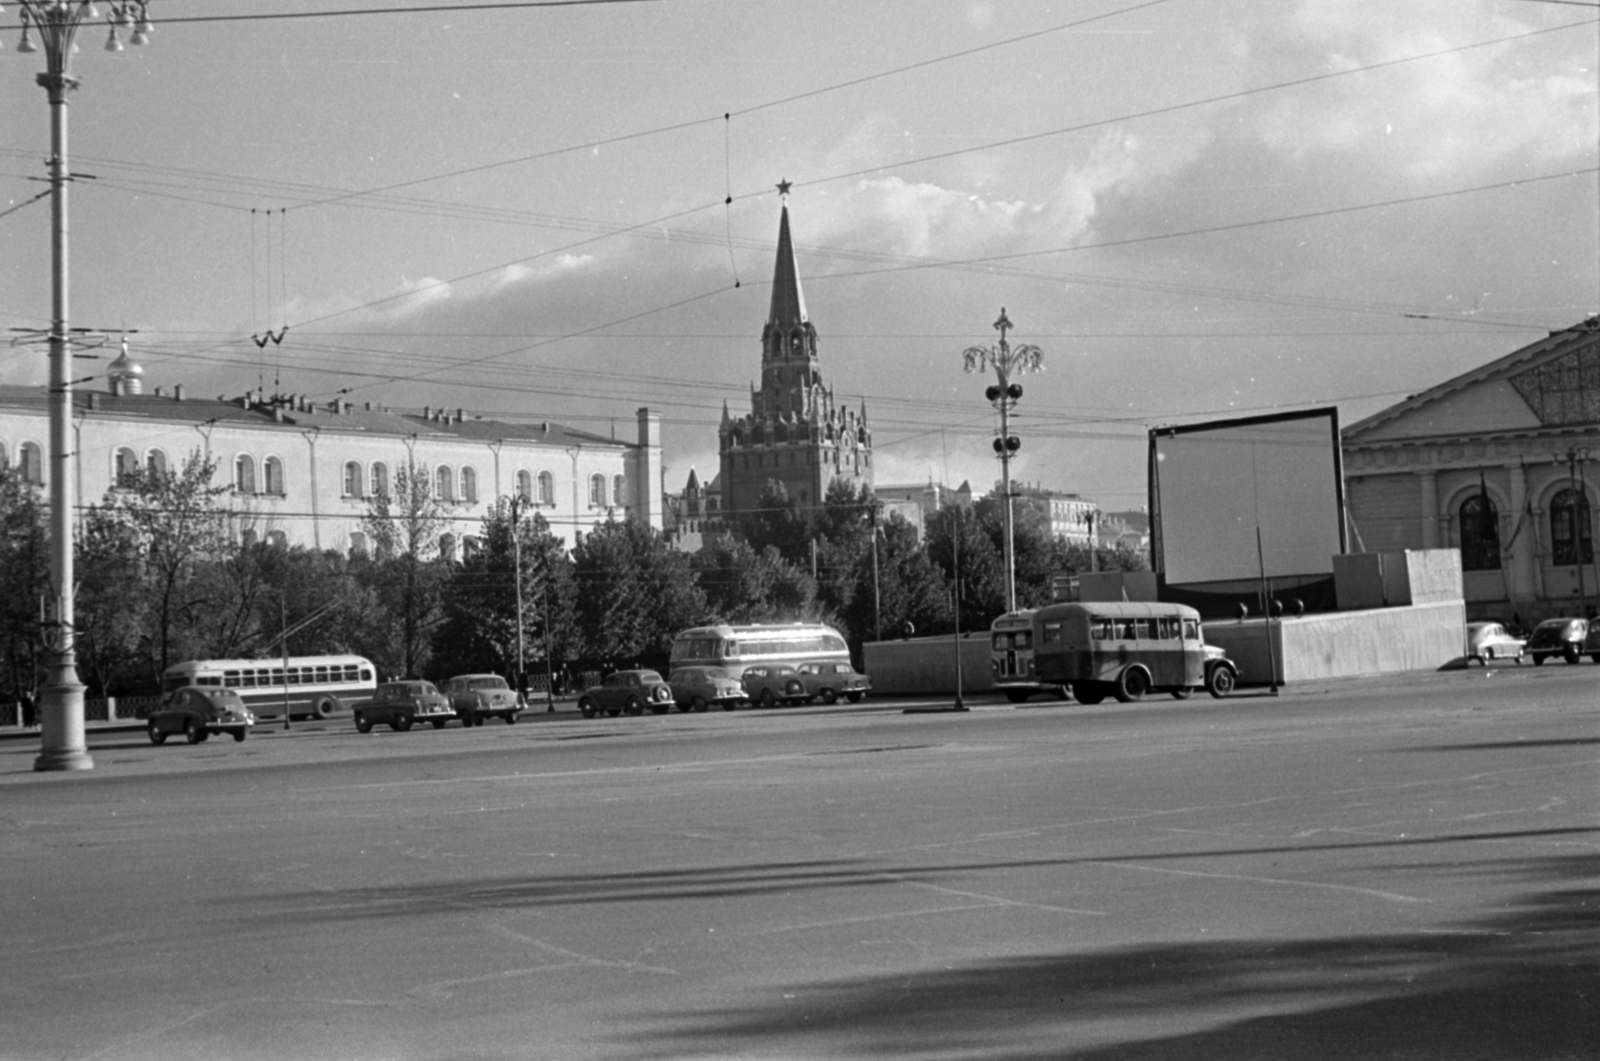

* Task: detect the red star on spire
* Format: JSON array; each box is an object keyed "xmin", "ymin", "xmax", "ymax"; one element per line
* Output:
[{"xmin": 776, "ymin": 178, "xmax": 793, "ymax": 198}]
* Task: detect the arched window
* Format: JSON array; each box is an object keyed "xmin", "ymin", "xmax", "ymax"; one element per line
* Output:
[
  {"xmin": 235, "ymin": 454, "xmax": 256, "ymax": 495},
  {"xmin": 439, "ymin": 533, "xmax": 457, "ymax": 563},
  {"xmin": 114, "ymin": 447, "xmax": 139, "ymax": 487},
  {"xmin": 19, "ymin": 442, "xmax": 43, "ymax": 484},
  {"xmin": 266, "ymin": 530, "xmax": 288, "ymax": 549},
  {"xmin": 343, "ymin": 461, "xmax": 363, "ymax": 498},
  {"xmin": 463, "ymin": 535, "xmax": 481, "ymax": 561},
  {"xmin": 241, "ymin": 528, "xmax": 259, "ymax": 549},
  {"xmin": 369, "ymin": 462, "xmax": 389, "ymax": 498},
  {"xmin": 538, "ymin": 470, "xmax": 555, "ymax": 506},
  {"xmin": 1459, "ymin": 493, "xmax": 1501, "ymax": 571},
  {"xmin": 436, "ymin": 465, "xmax": 454, "ymax": 502},
  {"xmin": 263, "ymin": 456, "xmax": 284, "ymax": 496},
  {"xmin": 516, "ymin": 469, "xmax": 533, "ymax": 503},
  {"xmin": 612, "ymin": 474, "xmax": 627, "ymax": 507},
  {"xmin": 349, "ymin": 531, "xmax": 368, "ymax": 557},
  {"xmin": 589, "ymin": 473, "xmax": 606, "ymax": 508},
  {"xmin": 145, "ymin": 450, "xmax": 168, "ymax": 479},
  {"xmin": 460, "ymin": 466, "xmax": 478, "ymax": 504},
  {"xmin": 0, "ymin": 442, "xmax": 8, "ymax": 470},
  {"xmin": 1550, "ymin": 487, "xmax": 1593, "ymax": 565}
]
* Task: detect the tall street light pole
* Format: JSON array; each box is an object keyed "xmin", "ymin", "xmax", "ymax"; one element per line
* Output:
[
  {"xmin": 963, "ymin": 308, "xmax": 1044, "ymax": 615},
  {"xmin": 13, "ymin": 1, "xmax": 153, "ymax": 771}
]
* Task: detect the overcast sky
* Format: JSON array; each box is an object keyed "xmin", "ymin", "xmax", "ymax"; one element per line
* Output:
[{"xmin": 2, "ymin": 0, "xmax": 1595, "ymax": 511}]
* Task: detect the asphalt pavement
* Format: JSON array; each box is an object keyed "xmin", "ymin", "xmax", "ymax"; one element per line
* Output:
[{"xmin": 3, "ymin": 666, "xmax": 1595, "ymax": 1060}]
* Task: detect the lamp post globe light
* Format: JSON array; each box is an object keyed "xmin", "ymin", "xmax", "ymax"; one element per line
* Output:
[
  {"xmin": 962, "ymin": 308, "xmax": 1044, "ymax": 615},
  {"xmin": 10, "ymin": 1, "xmax": 153, "ymax": 771}
]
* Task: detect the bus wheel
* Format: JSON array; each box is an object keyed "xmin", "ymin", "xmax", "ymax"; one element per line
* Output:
[
  {"xmin": 1171, "ymin": 687, "xmax": 1193, "ymax": 700},
  {"xmin": 1207, "ymin": 665, "xmax": 1236, "ymax": 699},
  {"xmin": 1003, "ymin": 689, "xmax": 1030, "ymax": 704},
  {"xmin": 1072, "ymin": 682, "xmax": 1107, "ymax": 705},
  {"xmin": 314, "ymin": 698, "xmax": 337, "ymax": 719},
  {"xmin": 1114, "ymin": 668, "xmax": 1149, "ymax": 703}
]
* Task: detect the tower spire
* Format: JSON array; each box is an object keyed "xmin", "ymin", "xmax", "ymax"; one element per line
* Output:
[{"xmin": 767, "ymin": 182, "xmax": 809, "ymax": 330}]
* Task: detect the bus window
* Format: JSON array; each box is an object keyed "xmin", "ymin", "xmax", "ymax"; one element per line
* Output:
[
  {"xmin": 1089, "ymin": 619, "xmax": 1112, "ymax": 641},
  {"xmin": 1184, "ymin": 619, "xmax": 1200, "ymax": 641},
  {"xmin": 315, "ymin": 666, "xmax": 328, "ymax": 682},
  {"xmin": 224, "ymin": 670, "xmax": 240, "ymax": 688},
  {"xmin": 341, "ymin": 665, "xmax": 358, "ymax": 682},
  {"xmin": 1041, "ymin": 621, "xmax": 1062, "ymax": 645},
  {"xmin": 271, "ymin": 669, "xmax": 285, "ymax": 684},
  {"xmin": 360, "ymin": 668, "xmax": 373, "ymax": 682},
  {"xmin": 199, "ymin": 676, "xmax": 220, "ymax": 686}
]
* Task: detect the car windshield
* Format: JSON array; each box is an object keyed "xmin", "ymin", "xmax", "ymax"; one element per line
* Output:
[
  {"xmin": 468, "ymin": 678, "xmax": 507, "ymax": 691},
  {"xmin": 639, "ymin": 671, "xmax": 663, "ymax": 682}
]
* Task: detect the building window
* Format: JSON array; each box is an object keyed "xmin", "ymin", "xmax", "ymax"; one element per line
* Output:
[
  {"xmin": 343, "ymin": 461, "xmax": 363, "ymax": 498},
  {"xmin": 589, "ymin": 473, "xmax": 605, "ymax": 508},
  {"xmin": 612, "ymin": 474, "xmax": 626, "ymax": 507},
  {"xmin": 1550, "ymin": 487, "xmax": 1593, "ymax": 565},
  {"xmin": 235, "ymin": 454, "xmax": 256, "ymax": 495},
  {"xmin": 436, "ymin": 465, "xmax": 454, "ymax": 502},
  {"xmin": 538, "ymin": 470, "xmax": 555, "ymax": 506},
  {"xmin": 516, "ymin": 469, "xmax": 533, "ymax": 503},
  {"xmin": 439, "ymin": 533, "xmax": 457, "ymax": 563},
  {"xmin": 460, "ymin": 466, "xmax": 478, "ymax": 504},
  {"xmin": 146, "ymin": 450, "xmax": 168, "ymax": 479},
  {"xmin": 19, "ymin": 442, "xmax": 42, "ymax": 485},
  {"xmin": 0, "ymin": 442, "xmax": 7, "ymax": 470},
  {"xmin": 370, "ymin": 462, "xmax": 389, "ymax": 498},
  {"xmin": 350, "ymin": 531, "xmax": 368, "ymax": 557},
  {"xmin": 264, "ymin": 456, "xmax": 284, "ymax": 496},
  {"xmin": 1459, "ymin": 494, "xmax": 1501, "ymax": 571},
  {"xmin": 266, "ymin": 530, "xmax": 288, "ymax": 549},
  {"xmin": 463, "ymin": 535, "xmax": 481, "ymax": 561},
  {"xmin": 114, "ymin": 447, "xmax": 139, "ymax": 487}
]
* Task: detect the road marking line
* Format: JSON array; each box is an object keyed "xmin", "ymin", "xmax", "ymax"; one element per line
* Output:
[{"xmin": 1090, "ymin": 860, "xmax": 1427, "ymax": 903}]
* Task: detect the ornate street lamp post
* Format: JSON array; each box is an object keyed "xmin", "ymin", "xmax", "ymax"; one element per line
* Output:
[
  {"xmin": 963, "ymin": 308, "xmax": 1044, "ymax": 615},
  {"xmin": 11, "ymin": 2, "xmax": 153, "ymax": 771}
]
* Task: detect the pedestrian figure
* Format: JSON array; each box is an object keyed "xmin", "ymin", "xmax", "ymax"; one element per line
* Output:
[{"xmin": 20, "ymin": 691, "xmax": 36, "ymax": 728}]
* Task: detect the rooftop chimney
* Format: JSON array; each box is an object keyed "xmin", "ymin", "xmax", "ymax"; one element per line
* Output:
[{"xmin": 173, "ymin": 384, "xmax": 185, "ymax": 401}]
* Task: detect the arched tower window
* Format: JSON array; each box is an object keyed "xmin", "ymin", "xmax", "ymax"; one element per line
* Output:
[
  {"xmin": 114, "ymin": 447, "xmax": 139, "ymax": 487},
  {"xmin": 1551, "ymin": 488, "xmax": 1593, "ymax": 565},
  {"xmin": 1459, "ymin": 493, "xmax": 1500, "ymax": 571}
]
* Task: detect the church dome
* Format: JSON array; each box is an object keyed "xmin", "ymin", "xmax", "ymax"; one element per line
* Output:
[{"xmin": 107, "ymin": 340, "xmax": 144, "ymax": 395}]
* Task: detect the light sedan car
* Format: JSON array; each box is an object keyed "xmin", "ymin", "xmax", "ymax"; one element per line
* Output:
[
  {"xmin": 795, "ymin": 660, "xmax": 872, "ymax": 704},
  {"xmin": 147, "ymin": 687, "xmax": 256, "ymax": 745},
  {"xmin": 1527, "ymin": 617, "xmax": 1587, "ymax": 665},
  {"xmin": 441, "ymin": 673, "xmax": 522, "ymax": 727},
  {"xmin": 668, "ymin": 666, "xmax": 745, "ymax": 712},
  {"xmin": 1467, "ymin": 621, "xmax": 1525, "ymax": 665},
  {"xmin": 740, "ymin": 664, "xmax": 808, "ymax": 708},
  {"xmin": 577, "ymin": 669, "xmax": 676, "ymax": 718},
  {"xmin": 352, "ymin": 680, "xmax": 454, "ymax": 732}
]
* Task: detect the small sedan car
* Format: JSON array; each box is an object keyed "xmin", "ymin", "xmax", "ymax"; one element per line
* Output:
[
  {"xmin": 441, "ymin": 673, "xmax": 522, "ymax": 727},
  {"xmin": 148, "ymin": 687, "xmax": 256, "ymax": 744},
  {"xmin": 1526, "ymin": 617, "xmax": 1587, "ymax": 665},
  {"xmin": 741, "ymin": 664, "xmax": 808, "ymax": 708},
  {"xmin": 668, "ymin": 666, "xmax": 745, "ymax": 712},
  {"xmin": 577, "ymin": 669, "xmax": 676, "ymax": 718},
  {"xmin": 795, "ymin": 660, "xmax": 871, "ymax": 704},
  {"xmin": 1467, "ymin": 621, "xmax": 1525, "ymax": 665},
  {"xmin": 353, "ymin": 680, "xmax": 454, "ymax": 732}
]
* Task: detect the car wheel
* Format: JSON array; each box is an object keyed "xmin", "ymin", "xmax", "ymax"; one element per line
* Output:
[
  {"xmin": 820, "ymin": 688, "xmax": 838, "ymax": 704},
  {"xmin": 431, "ymin": 719, "xmax": 448, "ymax": 729},
  {"xmin": 1532, "ymin": 653, "xmax": 1545, "ymax": 666},
  {"xmin": 1564, "ymin": 645, "xmax": 1581, "ymax": 664},
  {"xmin": 685, "ymin": 696, "xmax": 705, "ymax": 713},
  {"xmin": 1171, "ymin": 687, "xmax": 1193, "ymax": 700},
  {"xmin": 1207, "ymin": 665, "xmax": 1236, "ymax": 699},
  {"xmin": 196, "ymin": 729, "xmax": 210, "ymax": 743},
  {"xmin": 625, "ymin": 695, "xmax": 643, "ymax": 717},
  {"xmin": 1073, "ymin": 682, "xmax": 1107, "ymax": 705},
  {"xmin": 355, "ymin": 712, "xmax": 372, "ymax": 733},
  {"xmin": 148, "ymin": 721, "xmax": 166, "ymax": 745},
  {"xmin": 721, "ymin": 699, "xmax": 737, "ymax": 711},
  {"xmin": 1114, "ymin": 667, "xmax": 1149, "ymax": 704},
  {"xmin": 579, "ymin": 697, "xmax": 597, "ymax": 719},
  {"xmin": 184, "ymin": 719, "xmax": 202, "ymax": 744},
  {"xmin": 504, "ymin": 712, "xmax": 517, "ymax": 725},
  {"xmin": 846, "ymin": 691, "xmax": 864, "ymax": 703},
  {"xmin": 232, "ymin": 729, "xmax": 246, "ymax": 742},
  {"xmin": 759, "ymin": 688, "xmax": 776, "ymax": 709},
  {"xmin": 1055, "ymin": 686, "xmax": 1072, "ymax": 701},
  {"xmin": 396, "ymin": 715, "xmax": 413, "ymax": 732}
]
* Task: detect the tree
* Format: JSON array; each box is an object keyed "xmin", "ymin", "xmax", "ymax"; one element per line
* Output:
[
  {"xmin": 0, "ymin": 469, "xmax": 48, "ymax": 699},
  {"xmin": 695, "ymin": 536, "xmax": 821, "ymax": 624},
  {"xmin": 925, "ymin": 505, "xmax": 1006, "ymax": 633},
  {"xmin": 837, "ymin": 509, "xmax": 951, "ymax": 647},
  {"xmin": 360, "ymin": 464, "xmax": 448, "ymax": 678},
  {"xmin": 571, "ymin": 519, "xmax": 705, "ymax": 668},
  {"xmin": 737, "ymin": 480, "xmax": 812, "ymax": 564},
  {"xmin": 74, "ymin": 503, "xmax": 145, "ymax": 696}
]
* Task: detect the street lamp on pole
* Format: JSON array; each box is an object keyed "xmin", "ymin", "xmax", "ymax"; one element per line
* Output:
[
  {"xmin": 11, "ymin": 1, "xmax": 154, "ymax": 771},
  {"xmin": 963, "ymin": 308, "xmax": 1044, "ymax": 615}
]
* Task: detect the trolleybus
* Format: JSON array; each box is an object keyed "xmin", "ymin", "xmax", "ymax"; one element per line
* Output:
[
  {"xmin": 160, "ymin": 654, "xmax": 378, "ymax": 721},
  {"xmin": 669, "ymin": 623, "xmax": 851, "ymax": 681}
]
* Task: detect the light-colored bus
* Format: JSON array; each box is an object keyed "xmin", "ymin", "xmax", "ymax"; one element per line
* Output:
[
  {"xmin": 160, "ymin": 654, "xmax": 378, "ymax": 720},
  {"xmin": 1031, "ymin": 602, "xmax": 1237, "ymax": 704},
  {"xmin": 989, "ymin": 610, "xmax": 1068, "ymax": 703},
  {"xmin": 669, "ymin": 623, "xmax": 851, "ymax": 680}
]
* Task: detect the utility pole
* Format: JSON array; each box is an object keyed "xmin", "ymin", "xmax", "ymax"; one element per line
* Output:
[{"xmin": 13, "ymin": 1, "xmax": 154, "ymax": 771}]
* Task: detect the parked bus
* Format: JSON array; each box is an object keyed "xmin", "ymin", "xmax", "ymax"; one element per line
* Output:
[
  {"xmin": 989, "ymin": 610, "xmax": 1068, "ymax": 703},
  {"xmin": 1031, "ymin": 602, "xmax": 1238, "ymax": 704},
  {"xmin": 669, "ymin": 623, "xmax": 851, "ymax": 680},
  {"xmin": 160, "ymin": 654, "xmax": 378, "ymax": 720}
]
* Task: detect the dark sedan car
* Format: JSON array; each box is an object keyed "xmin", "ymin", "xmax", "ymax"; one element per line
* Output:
[
  {"xmin": 147, "ymin": 687, "xmax": 256, "ymax": 745},
  {"xmin": 577, "ymin": 669, "xmax": 675, "ymax": 718},
  {"xmin": 353, "ymin": 680, "xmax": 454, "ymax": 732},
  {"xmin": 1527, "ymin": 617, "xmax": 1587, "ymax": 665},
  {"xmin": 441, "ymin": 673, "xmax": 522, "ymax": 726},
  {"xmin": 741, "ymin": 664, "xmax": 808, "ymax": 708},
  {"xmin": 794, "ymin": 660, "xmax": 871, "ymax": 704}
]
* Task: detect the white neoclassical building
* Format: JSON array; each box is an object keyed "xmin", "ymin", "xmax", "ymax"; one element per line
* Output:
[
  {"xmin": 1342, "ymin": 318, "xmax": 1600, "ymax": 626},
  {"xmin": 0, "ymin": 358, "xmax": 662, "ymax": 556}
]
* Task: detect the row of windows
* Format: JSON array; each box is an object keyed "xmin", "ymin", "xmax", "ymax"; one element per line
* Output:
[
  {"xmin": 0, "ymin": 441, "xmax": 44, "ymax": 484},
  {"xmin": 1460, "ymin": 489, "xmax": 1594, "ymax": 569}
]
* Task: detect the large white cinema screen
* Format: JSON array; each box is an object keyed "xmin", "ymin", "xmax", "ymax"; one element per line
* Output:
[{"xmin": 1149, "ymin": 409, "xmax": 1346, "ymax": 586}]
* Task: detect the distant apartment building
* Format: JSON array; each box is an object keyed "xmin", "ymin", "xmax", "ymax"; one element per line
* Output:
[{"xmin": 1007, "ymin": 481, "xmax": 1099, "ymax": 546}]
